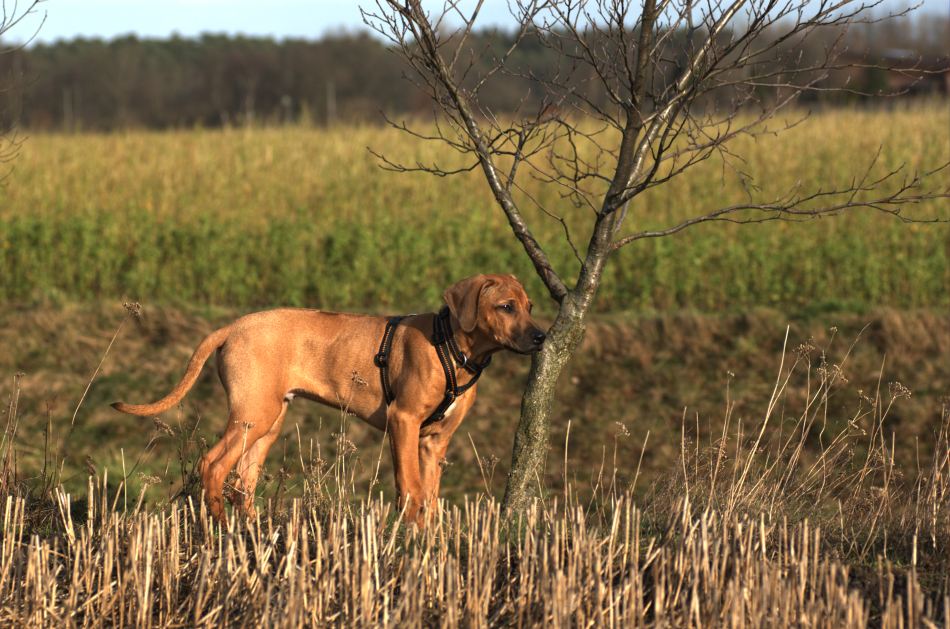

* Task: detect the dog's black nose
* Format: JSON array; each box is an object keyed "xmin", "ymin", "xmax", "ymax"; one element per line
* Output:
[{"xmin": 532, "ymin": 331, "xmax": 546, "ymax": 345}]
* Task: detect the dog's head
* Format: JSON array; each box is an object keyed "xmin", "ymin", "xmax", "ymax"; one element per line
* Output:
[{"xmin": 443, "ymin": 274, "xmax": 546, "ymax": 354}]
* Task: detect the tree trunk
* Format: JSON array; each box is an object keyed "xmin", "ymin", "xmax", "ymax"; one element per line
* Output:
[{"xmin": 502, "ymin": 297, "xmax": 587, "ymax": 514}]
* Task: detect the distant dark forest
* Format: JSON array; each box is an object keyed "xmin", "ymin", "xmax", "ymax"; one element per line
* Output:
[{"xmin": 1, "ymin": 15, "xmax": 947, "ymax": 131}]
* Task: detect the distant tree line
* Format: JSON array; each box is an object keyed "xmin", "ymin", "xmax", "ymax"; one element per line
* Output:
[{"xmin": 1, "ymin": 15, "xmax": 947, "ymax": 131}]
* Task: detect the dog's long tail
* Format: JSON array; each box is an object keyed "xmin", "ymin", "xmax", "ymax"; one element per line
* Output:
[{"xmin": 111, "ymin": 325, "xmax": 232, "ymax": 416}]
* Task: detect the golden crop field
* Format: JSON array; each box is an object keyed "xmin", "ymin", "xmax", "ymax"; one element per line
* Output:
[{"xmin": 1, "ymin": 104, "xmax": 947, "ymax": 313}]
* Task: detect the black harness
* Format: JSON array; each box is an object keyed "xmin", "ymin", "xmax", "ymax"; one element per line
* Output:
[{"xmin": 374, "ymin": 306, "xmax": 491, "ymax": 427}]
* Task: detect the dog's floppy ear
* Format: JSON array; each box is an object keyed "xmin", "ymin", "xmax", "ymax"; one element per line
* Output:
[{"xmin": 444, "ymin": 275, "xmax": 493, "ymax": 333}]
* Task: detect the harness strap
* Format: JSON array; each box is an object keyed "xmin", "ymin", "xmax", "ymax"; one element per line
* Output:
[
  {"xmin": 433, "ymin": 306, "xmax": 489, "ymax": 378},
  {"xmin": 375, "ymin": 308, "xmax": 491, "ymax": 428},
  {"xmin": 374, "ymin": 315, "xmax": 406, "ymax": 405}
]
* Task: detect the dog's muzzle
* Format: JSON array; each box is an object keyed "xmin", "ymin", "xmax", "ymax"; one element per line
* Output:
[{"xmin": 521, "ymin": 329, "xmax": 546, "ymax": 353}]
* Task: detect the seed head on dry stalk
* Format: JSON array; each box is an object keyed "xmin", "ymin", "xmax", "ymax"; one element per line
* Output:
[
  {"xmin": 123, "ymin": 301, "xmax": 143, "ymax": 321},
  {"xmin": 152, "ymin": 418, "xmax": 176, "ymax": 437},
  {"xmin": 888, "ymin": 381, "xmax": 912, "ymax": 400}
]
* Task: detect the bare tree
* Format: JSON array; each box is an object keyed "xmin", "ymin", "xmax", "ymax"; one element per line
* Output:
[
  {"xmin": 362, "ymin": 0, "xmax": 949, "ymax": 513},
  {"xmin": 1, "ymin": 0, "xmax": 44, "ymax": 178}
]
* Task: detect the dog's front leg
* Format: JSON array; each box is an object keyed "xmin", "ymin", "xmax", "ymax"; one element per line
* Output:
[
  {"xmin": 418, "ymin": 397, "xmax": 473, "ymax": 518},
  {"xmin": 386, "ymin": 408, "xmax": 425, "ymax": 524},
  {"xmin": 418, "ymin": 433, "xmax": 450, "ymax": 517}
]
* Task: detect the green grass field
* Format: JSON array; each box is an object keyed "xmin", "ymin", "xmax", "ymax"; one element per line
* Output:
[{"xmin": 2, "ymin": 104, "xmax": 947, "ymax": 314}]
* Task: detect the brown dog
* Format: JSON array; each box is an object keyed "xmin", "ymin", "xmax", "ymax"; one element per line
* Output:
[{"xmin": 112, "ymin": 274, "xmax": 545, "ymax": 523}]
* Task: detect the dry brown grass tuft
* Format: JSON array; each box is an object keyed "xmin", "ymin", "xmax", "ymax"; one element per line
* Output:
[
  {"xmin": 0, "ymin": 470, "xmax": 946, "ymax": 627},
  {"xmin": 0, "ymin": 406, "xmax": 946, "ymax": 624}
]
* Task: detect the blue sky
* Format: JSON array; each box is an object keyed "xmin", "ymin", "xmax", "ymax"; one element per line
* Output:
[
  {"xmin": 12, "ymin": 0, "xmax": 517, "ymax": 43},
  {"xmin": 8, "ymin": 0, "xmax": 948, "ymax": 44}
]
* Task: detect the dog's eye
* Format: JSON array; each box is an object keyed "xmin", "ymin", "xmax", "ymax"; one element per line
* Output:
[{"xmin": 498, "ymin": 303, "xmax": 514, "ymax": 313}]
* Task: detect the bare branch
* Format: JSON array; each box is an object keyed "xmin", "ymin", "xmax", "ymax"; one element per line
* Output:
[
  {"xmin": 611, "ymin": 160, "xmax": 950, "ymax": 250},
  {"xmin": 0, "ymin": 0, "xmax": 44, "ymax": 45},
  {"xmin": 367, "ymin": 0, "xmax": 569, "ymax": 303},
  {"xmin": 366, "ymin": 0, "xmax": 948, "ymax": 312},
  {"xmin": 1, "ymin": 1, "xmax": 45, "ymax": 182}
]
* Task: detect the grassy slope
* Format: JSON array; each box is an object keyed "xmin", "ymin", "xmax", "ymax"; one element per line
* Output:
[
  {"xmin": 3, "ymin": 302, "xmax": 947, "ymax": 503},
  {"xmin": 1, "ymin": 104, "xmax": 947, "ymax": 312}
]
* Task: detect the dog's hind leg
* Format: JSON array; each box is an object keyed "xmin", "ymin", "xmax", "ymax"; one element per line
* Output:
[
  {"xmin": 233, "ymin": 404, "xmax": 289, "ymax": 519},
  {"xmin": 200, "ymin": 398, "xmax": 286, "ymax": 522}
]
